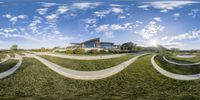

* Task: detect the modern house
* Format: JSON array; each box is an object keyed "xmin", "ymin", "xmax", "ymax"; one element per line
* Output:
[{"xmin": 68, "ymin": 38, "xmax": 120, "ymax": 51}]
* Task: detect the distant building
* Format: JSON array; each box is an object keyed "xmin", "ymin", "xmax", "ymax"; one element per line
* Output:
[{"xmin": 68, "ymin": 38, "xmax": 120, "ymax": 51}]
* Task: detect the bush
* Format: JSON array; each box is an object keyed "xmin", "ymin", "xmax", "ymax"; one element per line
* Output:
[
  {"xmin": 55, "ymin": 51, "xmax": 65, "ymax": 53},
  {"xmin": 99, "ymin": 50, "xmax": 107, "ymax": 54},
  {"xmin": 66, "ymin": 49, "xmax": 73, "ymax": 54},
  {"xmin": 88, "ymin": 49, "xmax": 99, "ymax": 54},
  {"xmin": 73, "ymin": 48, "xmax": 85, "ymax": 54},
  {"xmin": 108, "ymin": 50, "xmax": 119, "ymax": 54}
]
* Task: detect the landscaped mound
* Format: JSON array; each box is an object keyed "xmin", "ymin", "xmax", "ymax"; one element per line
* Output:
[
  {"xmin": 0, "ymin": 55, "xmax": 200, "ymax": 99},
  {"xmin": 0, "ymin": 54, "xmax": 6, "ymax": 62},
  {"xmin": 0, "ymin": 59, "xmax": 18, "ymax": 73},
  {"xmin": 166, "ymin": 55, "xmax": 200, "ymax": 64},
  {"xmin": 40, "ymin": 54, "xmax": 135, "ymax": 71},
  {"xmin": 155, "ymin": 55, "xmax": 200, "ymax": 75}
]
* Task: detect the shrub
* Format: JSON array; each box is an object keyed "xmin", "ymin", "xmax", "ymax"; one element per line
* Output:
[
  {"xmin": 55, "ymin": 51, "xmax": 65, "ymax": 53},
  {"xmin": 73, "ymin": 48, "xmax": 85, "ymax": 54},
  {"xmin": 99, "ymin": 50, "xmax": 107, "ymax": 54},
  {"xmin": 108, "ymin": 50, "xmax": 114, "ymax": 53},
  {"xmin": 66, "ymin": 49, "xmax": 73, "ymax": 54},
  {"xmin": 88, "ymin": 49, "xmax": 99, "ymax": 54}
]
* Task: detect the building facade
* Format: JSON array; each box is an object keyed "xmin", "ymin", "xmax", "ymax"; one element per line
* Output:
[{"xmin": 69, "ymin": 38, "xmax": 120, "ymax": 50}]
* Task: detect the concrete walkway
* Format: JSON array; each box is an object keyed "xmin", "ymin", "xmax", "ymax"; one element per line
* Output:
[
  {"xmin": 26, "ymin": 53, "xmax": 148, "ymax": 80},
  {"xmin": 0, "ymin": 54, "xmax": 10, "ymax": 64},
  {"xmin": 34, "ymin": 52, "xmax": 129, "ymax": 60},
  {"xmin": 163, "ymin": 56, "xmax": 200, "ymax": 66},
  {"xmin": 0, "ymin": 54, "xmax": 23, "ymax": 79},
  {"xmin": 151, "ymin": 55, "xmax": 200, "ymax": 80}
]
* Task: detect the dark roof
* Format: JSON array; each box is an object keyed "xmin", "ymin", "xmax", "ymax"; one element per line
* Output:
[
  {"xmin": 100, "ymin": 42, "xmax": 114, "ymax": 45},
  {"xmin": 81, "ymin": 38, "xmax": 100, "ymax": 44},
  {"xmin": 70, "ymin": 43, "xmax": 81, "ymax": 45}
]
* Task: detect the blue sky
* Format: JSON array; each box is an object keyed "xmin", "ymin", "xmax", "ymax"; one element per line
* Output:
[{"xmin": 0, "ymin": 0, "xmax": 200, "ymax": 50}]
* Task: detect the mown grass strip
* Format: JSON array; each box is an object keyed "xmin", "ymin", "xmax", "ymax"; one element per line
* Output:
[
  {"xmin": 0, "ymin": 56, "xmax": 199, "ymax": 99},
  {"xmin": 40, "ymin": 54, "xmax": 135, "ymax": 71},
  {"xmin": 167, "ymin": 55, "xmax": 200, "ymax": 63},
  {"xmin": 155, "ymin": 55, "xmax": 200, "ymax": 75},
  {"xmin": 0, "ymin": 59, "xmax": 18, "ymax": 73}
]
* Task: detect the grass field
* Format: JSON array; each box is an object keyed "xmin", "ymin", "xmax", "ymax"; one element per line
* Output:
[
  {"xmin": 167, "ymin": 55, "xmax": 200, "ymax": 63},
  {"xmin": 0, "ymin": 54, "xmax": 6, "ymax": 62},
  {"xmin": 0, "ymin": 54, "xmax": 6, "ymax": 59},
  {"xmin": 0, "ymin": 55, "xmax": 199, "ymax": 99},
  {"xmin": 155, "ymin": 55, "xmax": 200, "ymax": 75},
  {"xmin": 9, "ymin": 53, "xmax": 15, "ymax": 58},
  {"xmin": 0, "ymin": 59, "xmax": 18, "ymax": 73},
  {"xmin": 40, "ymin": 54, "xmax": 135, "ymax": 71}
]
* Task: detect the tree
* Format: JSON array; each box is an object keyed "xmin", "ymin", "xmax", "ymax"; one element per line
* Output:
[
  {"xmin": 171, "ymin": 48, "xmax": 180, "ymax": 54},
  {"xmin": 41, "ymin": 47, "xmax": 46, "ymax": 52},
  {"xmin": 53, "ymin": 46, "xmax": 60, "ymax": 50},
  {"xmin": 10, "ymin": 45, "xmax": 18, "ymax": 52},
  {"xmin": 121, "ymin": 42, "xmax": 137, "ymax": 51}
]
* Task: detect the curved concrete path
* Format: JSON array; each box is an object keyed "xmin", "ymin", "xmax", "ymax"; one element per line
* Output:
[
  {"xmin": 0, "ymin": 54, "xmax": 10, "ymax": 64},
  {"xmin": 26, "ymin": 53, "xmax": 149, "ymax": 80},
  {"xmin": 33, "ymin": 52, "xmax": 129, "ymax": 60},
  {"xmin": 0, "ymin": 54, "xmax": 23, "ymax": 79},
  {"xmin": 163, "ymin": 56, "xmax": 200, "ymax": 66},
  {"xmin": 151, "ymin": 55, "xmax": 200, "ymax": 80}
]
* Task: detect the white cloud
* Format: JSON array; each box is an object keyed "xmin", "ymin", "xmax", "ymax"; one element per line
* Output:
[
  {"xmin": 135, "ymin": 21, "xmax": 165, "ymax": 39},
  {"xmin": 109, "ymin": 4, "xmax": 121, "ymax": 7},
  {"xmin": 2, "ymin": 14, "xmax": 12, "ymax": 18},
  {"xmin": 39, "ymin": 2, "xmax": 58, "ymax": 7},
  {"xmin": 2, "ymin": 28, "xmax": 17, "ymax": 33},
  {"xmin": 111, "ymin": 7, "xmax": 123, "ymax": 13},
  {"xmin": 18, "ymin": 15, "xmax": 27, "ymax": 19},
  {"xmin": 118, "ymin": 16, "xmax": 126, "ymax": 19},
  {"xmin": 166, "ymin": 29, "xmax": 200, "ymax": 42},
  {"xmin": 29, "ymin": 16, "xmax": 42, "ymax": 33},
  {"xmin": 138, "ymin": 5, "xmax": 149, "ymax": 10},
  {"xmin": 136, "ymin": 21, "xmax": 143, "ymax": 24},
  {"xmin": 139, "ymin": 1, "xmax": 200, "ymax": 12},
  {"xmin": 45, "ymin": 6, "xmax": 69, "ymax": 23},
  {"xmin": 83, "ymin": 18, "xmax": 97, "ymax": 24},
  {"xmin": 188, "ymin": 9, "xmax": 200, "ymax": 18},
  {"xmin": 3, "ymin": 14, "xmax": 27, "ymax": 24},
  {"xmin": 94, "ymin": 10, "xmax": 110, "ymax": 18},
  {"xmin": 46, "ymin": 14, "xmax": 58, "ymax": 22},
  {"xmin": 57, "ymin": 6, "xmax": 68, "ymax": 14},
  {"xmin": 72, "ymin": 2, "xmax": 101, "ymax": 10},
  {"xmin": 153, "ymin": 17, "xmax": 162, "ymax": 22},
  {"xmin": 94, "ymin": 7, "xmax": 123, "ymax": 18},
  {"xmin": 173, "ymin": 13, "xmax": 180, "ymax": 19},
  {"xmin": 161, "ymin": 36, "xmax": 168, "ymax": 40},
  {"xmin": 37, "ymin": 8, "xmax": 48, "ymax": 15},
  {"xmin": 94, "ymin": 23, "xmax": 137, "ymax": 38}
]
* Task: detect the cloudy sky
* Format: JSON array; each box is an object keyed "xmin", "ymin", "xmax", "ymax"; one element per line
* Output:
[{"xmin": 0, "ymin": 0, "xmax": 200, "ymax": 50}]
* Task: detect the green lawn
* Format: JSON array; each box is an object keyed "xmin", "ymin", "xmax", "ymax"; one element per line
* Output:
[
  {"xmin": 0, "ymin": 55, "xmax": 199, "ymax": 99},
  {"xmin": 155, "ymin": 55, "xmax": 200, "ymax": 75},
  {"xmin": 40, "ymin": 54, "xmax": 135, "ymax": 71},
  {"xmin": 54, "ymin": 52, "xmax": 126, "ymax": 56},
  {"xmin": 9, "ymin": 53, "xmax": 15, "ymax": 58},
  {"xmin": 0, "ymin": 59, "xmax": 18, "ymax": 73},
  {"xmin": 167, "ymin": 55, "xmax": 200, "ymax": 63},
  {"xmin": 0, "ymin": 54, "xmax": 6, "ymax": 59},
  {"xmin": 0, "ymin": 54, "xmax": 6, "ymax": 62}
]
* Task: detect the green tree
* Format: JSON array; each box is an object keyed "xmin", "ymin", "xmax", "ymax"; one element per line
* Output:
[
  {"xmin": 53, "ymin": 46, "xmax": 60, "ymax": 50},
  {"xmin": 121, "ymin": 42, "xmax": 137, "ymax": 51},
  {"xmin": 10, "ymin": 45, "xmax": 18, "ymax": 52},
  {"xmin": 41, "ymin": 47, "xmax": 46, "ymax": 52}
]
